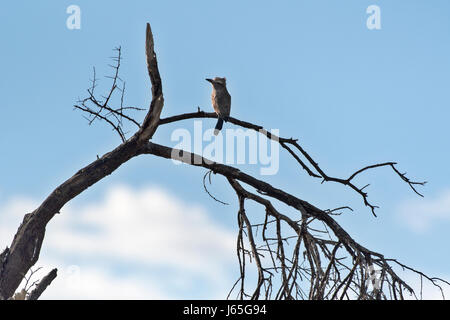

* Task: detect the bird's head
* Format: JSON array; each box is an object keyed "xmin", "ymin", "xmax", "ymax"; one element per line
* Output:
[{"xmin": 206, "ymin": 77, "xmax": 227, "ymax": 88}]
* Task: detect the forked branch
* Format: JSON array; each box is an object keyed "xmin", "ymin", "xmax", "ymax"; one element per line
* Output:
[
  {"xmin": 158, "ymin": 110, "xmax": 426, "ymax": 216},
  {"xmin": 0, "ymin": 21, "xmax": 444, "ymax": 301}
]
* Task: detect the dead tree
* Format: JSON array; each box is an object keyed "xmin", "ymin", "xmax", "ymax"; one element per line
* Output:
[{"xmin": 0, "ymin": 22, "xmax": 448, "ymax": 300}]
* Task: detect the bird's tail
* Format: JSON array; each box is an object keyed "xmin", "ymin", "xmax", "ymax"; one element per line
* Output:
[{"xmin": 214, "ymin": 118, "xmax": 224, "ymax": 135}]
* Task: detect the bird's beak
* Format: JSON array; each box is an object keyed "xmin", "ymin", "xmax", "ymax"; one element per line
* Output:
[{"xmin": 205, "ymin": 78, "xmax": 214, "ymax": 84}]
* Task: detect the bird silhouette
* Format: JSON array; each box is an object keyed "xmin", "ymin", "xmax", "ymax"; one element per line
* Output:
[{"xmin": 206, "ymin": 77, "xmax": 231, "ymax": 135}]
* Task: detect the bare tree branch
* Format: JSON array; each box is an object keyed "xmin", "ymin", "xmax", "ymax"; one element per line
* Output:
[
  {"xmin": 139, "ymin": 141, "xmax": 447, "ymax": 299},
  {"xmin": 137, "ymin": 23, "xmax": 164, "ymax": 143},
  {"xmin": 27, "ymin": 268, "xmax": 57, "ymax": 300},
  {"xmin": 158, "ymin": 110, "xmax": 426, "ymax": 216},
  {"xmin": 0, "ymin": 21, "xmax": 445, "ymax": 301},
  {"xmin": 0, "ymin": 22, "xmax": 164, "ymax": 300}
]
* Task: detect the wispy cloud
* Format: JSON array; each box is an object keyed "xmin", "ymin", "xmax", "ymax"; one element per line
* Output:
[
  {"xmin": 0, "ymin": 185, "xmax": 237, "ymax": 299},
  {"xmin": 396, "ymin": 189, "xmax": 450, "ymax": 233}
]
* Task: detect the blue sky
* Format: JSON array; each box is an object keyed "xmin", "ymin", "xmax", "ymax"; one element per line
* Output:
[{"xmin": 1, "ymin": 1, "xmax": 450, "ymax": 298}]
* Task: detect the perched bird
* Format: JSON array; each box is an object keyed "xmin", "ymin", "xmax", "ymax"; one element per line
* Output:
[{"xmin": 206, "ymin": 77, "xmax": 231, "ymax": 135}]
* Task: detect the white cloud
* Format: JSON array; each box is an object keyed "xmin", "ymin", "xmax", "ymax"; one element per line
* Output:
[
  {"xmin": 0, "ymin": 185, "xmax": 237, "ymax": 299},
  {"xmin": 396, "ymin": 189, "xmax": 450, "ymax": 233}
]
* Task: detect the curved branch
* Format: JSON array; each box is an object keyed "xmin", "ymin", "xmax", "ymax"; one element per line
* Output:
[
  {"xmin": 137, "ymin": 23, "xmax": 164, "ymax": 143},
  {"xmin": 140, "ymin": 142, "xmax": 382, "ymax": 257},
  {"xmin": 158, "ymin": 109, "xmax": 426, "ymax": 216},
  {"xmin": 1, "ymin": 21, "xmax": 440, "ymax": 301},
  {"xmin": 0, "ymin": 22, "xmax": 164, "ymax": 299},
  {"xmin": 27, "ymin": 268, "xmax": 57, "ymax": 300}
]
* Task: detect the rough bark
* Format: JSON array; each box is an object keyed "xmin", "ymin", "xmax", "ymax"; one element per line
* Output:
[
  {"xmin": 0, "ymin": 23, "xmax": 163, "ymax": 299},
  {"xmin": 27, "ymin": 268, "xmax": 57, "ymax": 300},
  {"xmin": 0, "ymin": 21, "xmax": 446, "ymax": 300}
]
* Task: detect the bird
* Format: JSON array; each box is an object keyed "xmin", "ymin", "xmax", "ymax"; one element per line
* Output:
[{"xmin": 206, "ymin": 77, "xmax": 231, "ymax": 135}]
